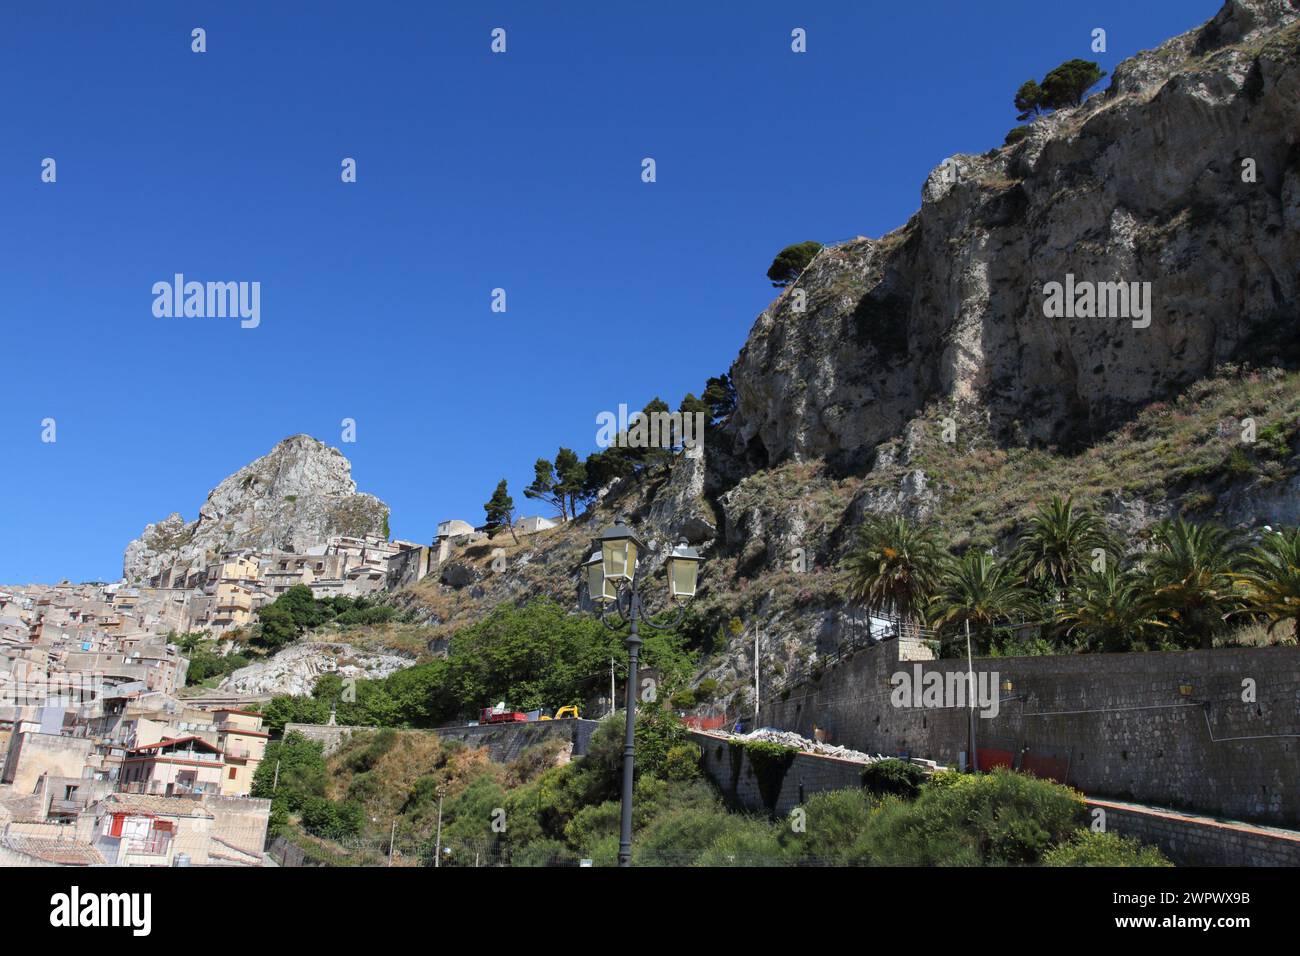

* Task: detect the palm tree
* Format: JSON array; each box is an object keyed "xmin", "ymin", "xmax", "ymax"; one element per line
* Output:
[
  {"xmin": 1142, "ymin": 518, "xmax": 1244, "ymax": 650},
  {"xmin": 842, "ymin": 515, "xmax": 947, "ymax": 636},
  {"xmin": 1233, "ymin": 527, "xmax": 1300, "ymax": 643},
  {"xmin": 1056, "ymin": 565, "xmax": 1165, "ymax": 652},
  {"xmin": 929, "ymin": 550, "xmax": 1035, "ymax": 652},
  {"xmin": 1015, "ymin": 495, "xmax": 1112, "ymax": 596}
]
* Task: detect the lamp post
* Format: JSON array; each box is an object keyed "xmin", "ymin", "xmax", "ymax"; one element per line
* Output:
[{"xmin": 585, "ymin": 518, "xmax": 701, "ymax": 867}]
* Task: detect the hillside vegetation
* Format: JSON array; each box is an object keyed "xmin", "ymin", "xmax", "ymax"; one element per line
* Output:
[{"xmin": 259, "ymin": 716, "xmax": 1170, "ymax": 868}]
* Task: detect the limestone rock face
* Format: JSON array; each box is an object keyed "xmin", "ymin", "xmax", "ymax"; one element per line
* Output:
[
  {"xmin": 646, "ymin": 445, "xmax": 717, "ymax": 544},
  {"xmin": 123, "ymin": 435, "xmax": 389, "ymax": 583},
  {"xmin": 217, "ymin": 641, "xmax": 412, "ymax": 698},
  {"xmin": 723, "ymin": 0, "xmax": 1300, "ymax": 468}
]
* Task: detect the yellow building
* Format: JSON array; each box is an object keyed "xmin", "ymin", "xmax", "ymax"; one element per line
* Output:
[{"xmin": 211, "ymin": 709, "xmax": 269, "ymax": 796}]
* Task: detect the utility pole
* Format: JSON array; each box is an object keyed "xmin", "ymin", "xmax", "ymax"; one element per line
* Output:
[
  {"xmin": 965, "ymin": 620, "xmax": 978, "ymax": 773},
  {"xmin": 434, "ymin": 786, "xmax": 445, "ymax": 867},
  {"xmin": 609, "ymin": 657, "xmax": 616, "ymax": 718},
  {"xmin": 272, "ymin": 759, "xmax": 280, "ymax": 792},
  {"xmin": 388, "ymin": 819, "xmax": 396, "ymax": 867},
  {"xmin": 753, "ymin": 624, "xmax": 760, "ymax": 725}
]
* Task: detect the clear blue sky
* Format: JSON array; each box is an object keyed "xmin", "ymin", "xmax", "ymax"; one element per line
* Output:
[{"xmin": 0, "ymin": 0, "xmax": 1220, "ymax": 584}]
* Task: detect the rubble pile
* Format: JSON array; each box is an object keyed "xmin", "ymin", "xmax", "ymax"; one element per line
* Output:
[{"xmin": 713, "ymin": 727, "xmax": 946, "ymax": 771}]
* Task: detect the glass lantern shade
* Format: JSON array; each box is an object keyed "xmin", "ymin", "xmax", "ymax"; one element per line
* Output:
[
  {"xmin": 598, "ymin": 520, "xmax": 642, "ymax": 582},
  {"xmin": 667, "ymin": 543, "xmax": 701, "ymax": 600},
  {"xmin": 585, "ymin": 552, "xmax": 616, "ymax": 604}
]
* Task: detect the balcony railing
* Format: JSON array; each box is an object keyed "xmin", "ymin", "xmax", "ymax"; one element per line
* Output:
[{"xmin": 125, "ymin": 833, "xmax": 171, "ymax": 856}]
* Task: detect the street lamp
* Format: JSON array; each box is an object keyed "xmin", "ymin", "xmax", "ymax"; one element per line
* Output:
[{"xmin": 586, "ymin": 517, "xmax": 701, "ymax": 867}]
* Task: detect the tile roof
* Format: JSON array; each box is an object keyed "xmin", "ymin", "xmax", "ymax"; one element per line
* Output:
[
  {"xmin": 1, "ymin": 835, "xmax": 106, "ymax": 866},
  {"xmin": 128, "ymin": 735, "xmax": 223, "ymax": 754},
  {"xmin": 100, "ymin": 793, "xmax": 214, "ymax": 819}
]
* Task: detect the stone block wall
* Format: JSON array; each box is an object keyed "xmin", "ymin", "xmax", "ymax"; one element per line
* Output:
[
  {"xmin": 759, "ymin": 640, "xmax": 1300, "ymax": 825},
  {"xmin": 1088, "ymin": 799, "xmax": 1300, "ymax": 866},
  {"xmin": 690, "ymin": 730, "xmax": 864, "ymax": 817}
]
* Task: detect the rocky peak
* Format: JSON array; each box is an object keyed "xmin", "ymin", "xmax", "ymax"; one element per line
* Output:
[
  {"xmin": 123, "ymin": 435, "xmax": 389, "ymax": 583},
  {"xmin": 721, "ymin": 0, "xmax": 1299, "ymax": 472}
]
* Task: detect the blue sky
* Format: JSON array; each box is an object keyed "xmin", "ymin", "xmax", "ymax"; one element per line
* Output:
[{"xmin": 0, "ymin": 0, "xmax": 1220, "ymax": 583}]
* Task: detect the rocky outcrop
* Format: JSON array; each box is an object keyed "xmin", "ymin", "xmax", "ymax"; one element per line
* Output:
[
  {"xmin": 723, "ymin": 0, "xmax": 1300, "ymax": 470},
  {"xmin": 218, "ymin": 641, "xmax": 412, "ymax": 697},
  {"xmin": 646, "ymin": 445, "xmax": 717, "ymax": 544},
  {"xmin": 123, "ymin": 435, "xmax": 389, "ymax": 583}
]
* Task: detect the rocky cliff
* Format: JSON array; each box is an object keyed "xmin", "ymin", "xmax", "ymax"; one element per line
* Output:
[
  {"xmin": 396, "ymin": 1, "xmax": 1300, "ymax": 711},
  {"xmin": 722, "ymin": 0, "xmax": 1299, "ymax": 472},
  {"xmin": 168, "ymin": 2, "xmax": 1300, "ymax": 714},
  {"xmin": 123, "ymin": 435, "xmax": 389, "ymax": 583}
]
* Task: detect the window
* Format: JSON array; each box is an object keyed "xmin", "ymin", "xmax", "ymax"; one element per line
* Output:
[{"xmin": 228, "ymin": 767, "xmax": 238, "ymax": 779}]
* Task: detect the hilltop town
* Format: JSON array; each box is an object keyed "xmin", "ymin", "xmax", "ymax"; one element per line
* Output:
[{"xmin": 0, "ymin": 434, "xmax": 559, "ymax": 867}]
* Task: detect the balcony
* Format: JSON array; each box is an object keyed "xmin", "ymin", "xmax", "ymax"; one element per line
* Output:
[{"xmin": 125, "ymin": 833, "xmax": 172, "ymax": 857}]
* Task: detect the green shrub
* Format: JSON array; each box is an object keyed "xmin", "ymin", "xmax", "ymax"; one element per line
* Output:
[
  {"xmin": 780, "ymin": 788, "xmax": 876, "ymax": 865},
  {"xmin": 692, "ymin": 818, "xmax": 785, "ymax": 867},
  {"xmin": 861, "ymin": 758, "xmax": 927, "ymax": 799},
  {"xmin": 744, "ymin": 741, "xmax": 797, "ymax": 812},
  {"xmin": 923, "ymin": 770, "xmax": 964, "ymax": 792},
  {"xmin": 1043, "ymin": 830, "xmax": 1173, "ymax": 867},
  {"xmin": 401, "ymin": 775, "xmax": 442, "ymax": 814},
  {"xmin": 345, "ymin": 771, "xmax": 381, "ymax": 803},
  {"xmin": 634, "ymin": 806, "xmax": 743, "ymax": 866},
  {"xmin": 564, "ymin": 800, "xmax": 620, "ymax": 853},
  {"xmin": 863, "ymin": 769, "xmax": 1087, "ymax": 865},
  {"xmin": 663, "ymin": 743, "xmax": 702, "ymax": 781},
  {"xmin": 300, "ymin": 797, "xmax": 363, "ymax": 840},
  {"xmin": 510, "ymin": 838, "xmax": 575, "ymax": 867},
  {"xmin": 669, "ymin": 688, "xmax": 696, "ymax": 710},
  {"xmin": 1224, "ymin": 447, "xmax": 1256, "ymax": 478}
]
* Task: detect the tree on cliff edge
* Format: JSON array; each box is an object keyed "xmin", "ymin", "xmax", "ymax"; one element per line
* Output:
[{"xmin": 766, "ymin": 241, "xmax": 823, "ymax": 287}]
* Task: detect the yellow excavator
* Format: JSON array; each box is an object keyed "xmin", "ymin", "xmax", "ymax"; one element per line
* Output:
[{"xmin": 540, "ymin": 705, "xmax": 580, "ymax": 721}]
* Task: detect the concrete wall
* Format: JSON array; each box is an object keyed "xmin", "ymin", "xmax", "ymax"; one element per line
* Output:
[
  {"xmin": 759, "ymin": 639, "xmax": 1300, "ymax": 825},
  {"xmin": 2, "ymin": 732, "xmax": 92, "ymax": 792},
  {"xmin": 202, "ymin": 793, "xmax": 272, "ymax": 855}
]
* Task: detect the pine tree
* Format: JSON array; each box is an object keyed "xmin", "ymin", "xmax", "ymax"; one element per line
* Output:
[{"xmin": 484, "ymin": 479, "xmax": 518, "ymax": 542}]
